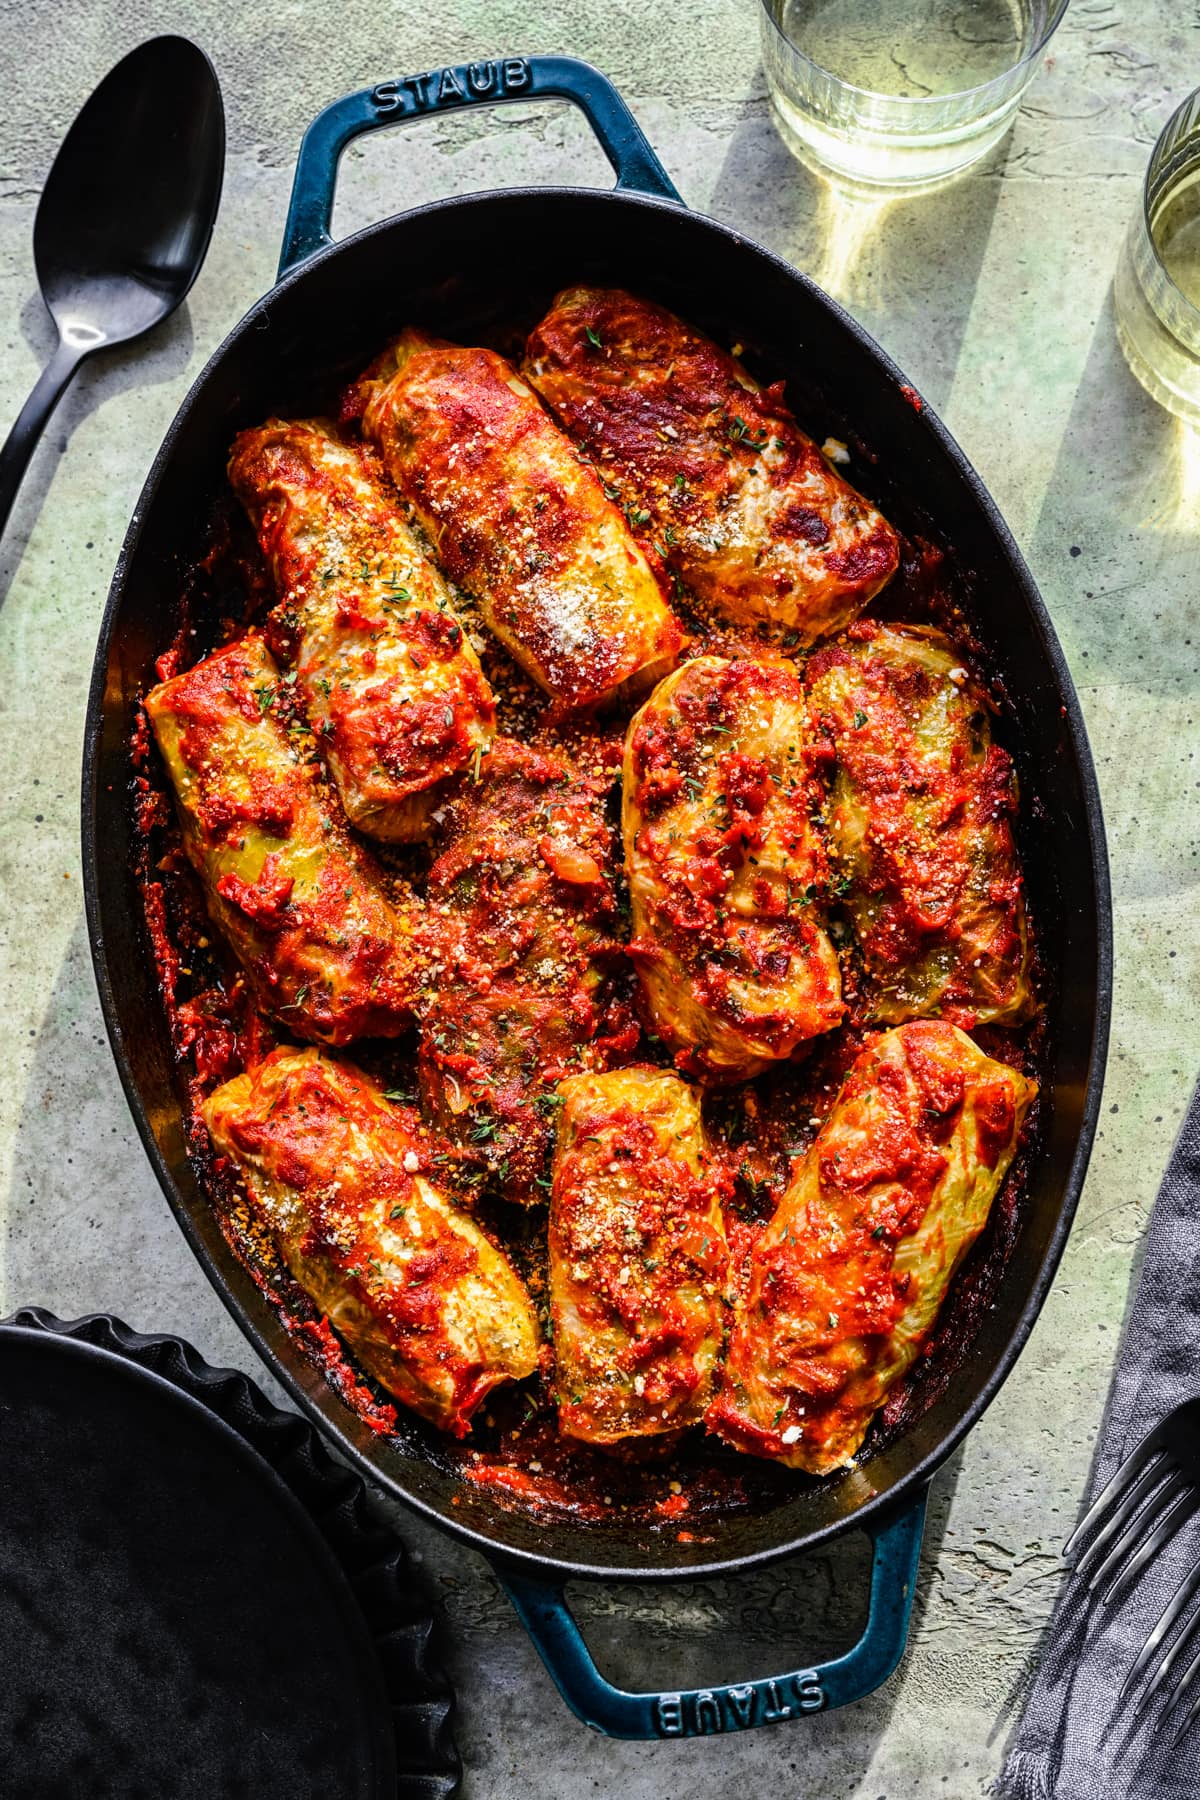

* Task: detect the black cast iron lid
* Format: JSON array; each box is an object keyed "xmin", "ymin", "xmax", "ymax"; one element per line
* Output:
[{"xmin": 0, "ymin": 1310, "xmax": 459, "ymax": 1799}]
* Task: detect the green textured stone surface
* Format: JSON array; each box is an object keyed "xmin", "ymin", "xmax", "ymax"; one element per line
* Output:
[{"xmin": 1, "ymin": 3, "xmax": 1198, "ymax": 1793}]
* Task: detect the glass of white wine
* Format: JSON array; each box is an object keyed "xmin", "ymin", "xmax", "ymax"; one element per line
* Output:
[
  {"xmin": 1115, "ymin": 88, "xmax": 1200, "ymax": 428},
  {"xmin": 759, "ymin": 0, "xmax": 1069, "ymax": 190}
]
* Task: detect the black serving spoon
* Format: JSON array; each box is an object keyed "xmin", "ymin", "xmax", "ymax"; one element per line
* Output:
[{"xmin": 0, "ymin": 36, "xmax": 224, "ymax": 541}]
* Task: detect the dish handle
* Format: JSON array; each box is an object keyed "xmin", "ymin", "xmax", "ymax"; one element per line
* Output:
[
  {"xmin": 278, "ymin": 54, "xmax": 682, "ymax": 279},
  {"xmin": 487, "ymin": 1485, "xmax": 927, "ymax": 1739}
]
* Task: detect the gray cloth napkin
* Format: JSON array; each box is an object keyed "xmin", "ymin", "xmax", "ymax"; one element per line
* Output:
[{"xmin": 1001, "ymin": 1078, "xmax": 1200, "ymax": 1798}]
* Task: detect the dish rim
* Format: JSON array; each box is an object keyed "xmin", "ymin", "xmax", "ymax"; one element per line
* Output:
[{"xmin": 82, "ymin": 181, "xmax": 1113, "ymax": 1582}]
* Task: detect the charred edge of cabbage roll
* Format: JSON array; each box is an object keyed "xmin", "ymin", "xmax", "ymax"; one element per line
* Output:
[{"xmin": 523, "ymin": 285, "xmax": 899, "ymax": 642}]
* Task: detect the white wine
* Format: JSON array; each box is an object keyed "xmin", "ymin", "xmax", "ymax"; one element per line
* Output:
[
  {"xmin": 760, "ymin": 0, "xmax": 1061, "ymax": 188},
  {"xmin": 779, "ymin": 0, "xmax": 1032, "ymax": 99},
  {"xmin": 1115, "ymin": 161, "xmax": 1200, "ymax": 428},
  {"xmin": 1156, "ymin": 178, "xmax": 1200, "ymax": 308}
]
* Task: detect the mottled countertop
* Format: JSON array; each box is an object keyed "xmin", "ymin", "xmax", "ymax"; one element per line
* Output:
[{"xmin": 2, "ymin": 2, "xmax": 1198, "ymax": 1794}]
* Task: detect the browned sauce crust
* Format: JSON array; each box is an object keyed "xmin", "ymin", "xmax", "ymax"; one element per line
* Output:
[
  {"xmin": 524, "ymin": 286, "xmax": 899, "ymax": 641},
  {"xmin": 416, "ymin": 738, "xmax": 636, "ymax": 1205},
  {"xmin": 357, "ymin": 330, "xmax": 683, "ymax": 711}
]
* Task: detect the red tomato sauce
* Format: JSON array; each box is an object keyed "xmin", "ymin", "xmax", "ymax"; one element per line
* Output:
[{"xmin": 131, "ymin": 358, "xmax": 1046, "ymax": 1532}]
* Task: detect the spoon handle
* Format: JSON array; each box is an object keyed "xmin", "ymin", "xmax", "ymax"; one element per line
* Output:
[{"xmin": 0, "ymin": 336, "xmax": 86, "ymax": 544}]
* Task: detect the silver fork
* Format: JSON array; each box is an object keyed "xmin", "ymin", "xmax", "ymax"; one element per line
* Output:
[{"xmin": 1064, "ymin": 1400, "xmax": 1200, "ymax": 1741}]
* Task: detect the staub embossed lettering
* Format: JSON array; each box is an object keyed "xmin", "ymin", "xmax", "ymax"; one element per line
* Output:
[
  {"xmin": 371, "ymin": 59, "xmax": 531, "ymax": 119},
  {"xmin": 653, "ymin": 1672, "xmax": 825, "ymax": 1736}
]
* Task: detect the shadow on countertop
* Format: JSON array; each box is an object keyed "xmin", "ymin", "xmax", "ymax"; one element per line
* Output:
[{"xmin": 368, "ymin": 1455, "xmax": 960, "ymax": 1799}]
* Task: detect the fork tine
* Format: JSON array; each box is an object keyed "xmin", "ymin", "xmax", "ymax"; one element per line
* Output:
[
  {"xmin": 1064, "ymin": 1435, "xmax": 1164, "ymax": 1560},
  {"xmin": 1131, "ymin": 1563, "xmax": 1200, "ymax": 1714},
  {"xmin": 1122, "ymin": 1557, "xmax": 1200, "ymax": 1701},
  {"xmin": 1167, "ymin": 1640, "xmax": 1200, "ymax": 1745},
  {"xmin": 1086, "ymin": 1469, "xmax": 1188, "ymax": 1595},
  {"xmin": 1099, "ymin": 1487, "xmax": 1199, "ymax": 1608},
  {"xmin": 1074, "ymin": 1454, "xmax": 1172, "ymax": 1582}
]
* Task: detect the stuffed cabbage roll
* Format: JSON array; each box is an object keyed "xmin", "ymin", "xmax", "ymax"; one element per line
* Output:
[
  {"xmin": 145, "ymin": 633, "xmax": 416, "ymax": 1045},
  {"xmin": 550, "ymin": 1067, "xmax": 728, "ymax": 1445},
  {"xmin": 524, "ymin": 286, "xmax": 899, "ymax": 642},
  {"xmin": 203, "ymin": 1047, "xmax": 539, "ymax": 1434},
  {"xmin": 622, "ymin": 656, "xmax": 843, "ymax": 1082},
  {"xmin": 228, "ymin": 416, "xmax": 494, "ymax": 842},
  {"xmin": 418, "ymin": 738, "xmax": 627, "ymax": 1204},
  {"xmin": 356, "ymin": 329, "xmax": 683, "ymax": 710},
  {"xmin": 707, "ymin": 1022, "xmax": 1036, "ymax": 1474},
  {"xmin": 807, "ymin": 623, "xmax": 1033, "ymax": 1026}
]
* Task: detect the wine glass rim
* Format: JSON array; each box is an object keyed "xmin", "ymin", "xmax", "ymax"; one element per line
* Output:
[{"xmin": 758, "ymin": 0, "xmax": 1070, "ymax": 111}]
